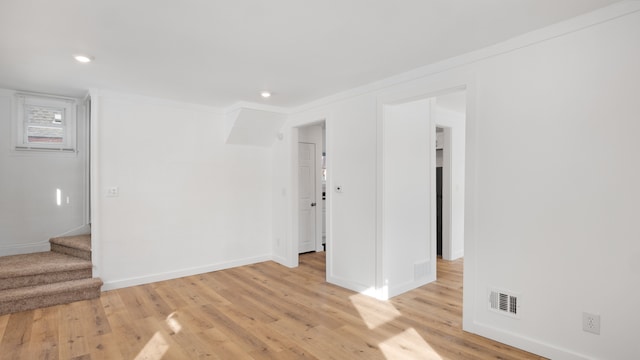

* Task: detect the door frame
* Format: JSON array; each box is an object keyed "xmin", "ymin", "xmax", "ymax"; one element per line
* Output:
[{"xmin": 290, "ymin": 119, "xmax": 328, "ymax": 266}]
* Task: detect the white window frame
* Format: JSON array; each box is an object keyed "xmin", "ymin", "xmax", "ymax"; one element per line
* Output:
[{"xmin": 13, "ymin": 93, "xmax": 77, "ymax": 152}]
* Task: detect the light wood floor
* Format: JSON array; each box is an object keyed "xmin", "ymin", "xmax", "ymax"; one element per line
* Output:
[{"xmin": 0, "ymin": 253, "xmax": 545, "ymax": 359}]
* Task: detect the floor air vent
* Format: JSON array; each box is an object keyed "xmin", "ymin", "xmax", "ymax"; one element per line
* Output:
[{"xmin": 489, "ymin": 289, "xmax": 519, "ymax": 318}]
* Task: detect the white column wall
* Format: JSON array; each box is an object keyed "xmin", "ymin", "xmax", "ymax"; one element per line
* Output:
[
  {"xmin": 274, "ymin": 95, "xmax": 378, "ymax": 292},
  {"xmin": 382, "ymin": 99, "xmax": 435, "ymax": 298}
]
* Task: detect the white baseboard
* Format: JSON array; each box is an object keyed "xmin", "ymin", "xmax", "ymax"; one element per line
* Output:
[
  {"xmin": 101, "ymin": 253, "xmax": 272, "ymax": 291},
  {"xmin": 327, "ymin": 275, "xmax": 380, "ymax": 298},
  {"xmin": 55, "ymin": 224, "xmax": 91, "ymax": 237},
  {"xmin": 271, "ymin": 254, "xmax": 295, "ymax": 268},
  {"xmin": 326, "ymin": 275, "xmax": 432, "ymax": 301},
  {"xmin": 465, "ymin": 321, "xmax": 594, "ymax": 360},
  {"xmin": 452, "ymin": 249, "xmax": 464, "ymax": 260},
  {"xmin": 0, "ymin": 241, "xmax": 50, "ymax": 256},
  {"xmin": 387, "ymin": 276, "xmax": 435, "ymax": 299}
]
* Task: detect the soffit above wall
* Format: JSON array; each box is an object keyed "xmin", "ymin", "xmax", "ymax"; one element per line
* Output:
[{"xmin": 224, "ymin": 107, "xmax": 287, "ymax": 147}]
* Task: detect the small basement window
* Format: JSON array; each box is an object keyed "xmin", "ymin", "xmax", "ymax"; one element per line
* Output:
[{"xmin": 14, "ymin": 93, "xmax": 77, "ymax": 152}]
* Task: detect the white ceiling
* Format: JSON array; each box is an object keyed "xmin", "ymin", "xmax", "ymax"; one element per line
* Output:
[{"xmin": 0, "ymin": 0, "xmax": 621, "ymax": 109}]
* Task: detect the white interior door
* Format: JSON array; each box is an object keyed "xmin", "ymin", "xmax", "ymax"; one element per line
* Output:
[{"xmin": 298, "ymin": 142, "xmax": 316, "ymax": 253}]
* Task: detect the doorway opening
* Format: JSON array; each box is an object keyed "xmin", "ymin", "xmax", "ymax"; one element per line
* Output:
[
  {"xmin": 432, "ymin": 90, "xmax": 466, "ymax": 266},
  {"xmin": 436, "ymin": 127, "xmax": 444, "ymax": 257},
  {"xmin": 297, "ymin": 121, "xmax": 327, "ymax": 261}
]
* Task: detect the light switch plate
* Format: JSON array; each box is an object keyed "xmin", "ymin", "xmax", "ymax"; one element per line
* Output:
[{"xmin": 106, "ymin": 187, "xmax": 119, "ymax": 197}]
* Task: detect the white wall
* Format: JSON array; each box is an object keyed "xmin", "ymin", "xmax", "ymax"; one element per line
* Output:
[
  {"xmin": 271, "ymin": 124, "xmax": 292, "ymax": 266},
  {"xmin": 92, "ymin": 91, "xmax": 272, "ymax": 289},
  {"xmin": 382, "ymin": 99, "xmax": 435, "ymax": 298},
  {"xmin": 0, "ymin": 89, "xmax": 87, "ymax": 256},
  {"xmin": 272, "ymin": 4, "xmax": 640, "ymax": 359},
  {"xmin": 466, "ymin": 9, "xmax": 640, "ymax": 359}
]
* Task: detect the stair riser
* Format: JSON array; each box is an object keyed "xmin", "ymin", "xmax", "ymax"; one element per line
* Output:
[
  {"xmin": 0, "ymin": 268, "xmax": 92, "ymax": 291},
  {"xmin": 0, "ymin": 233, "xmax": 100, "ymax": 316},
  {"xmin": 0, "ymin": 286, "xmax": 101, "ymax": 316},
  {"xmin": 50, "ymin": 243, "xmax": 91, "ymax": 261}
]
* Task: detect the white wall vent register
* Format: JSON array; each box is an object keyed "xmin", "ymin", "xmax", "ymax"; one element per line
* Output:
[{"xmin": 489, "ymin": 288, "xmax": 520, "ymax": 318}]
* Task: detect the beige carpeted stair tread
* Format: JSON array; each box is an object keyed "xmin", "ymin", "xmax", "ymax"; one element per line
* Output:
[
  {"xmin": 0, "ymin": 277, "xmax": 103, "ymax": 315},
  {"xmin": 0, "ymin": 278, "xmax": 103, "ymax": 303},
  {"xmin": 50, "ymin": 234, "xmax": 91, "ymax": 251},
  {"xmin": 0, "ymin": 251, "xmax": 92, "ymax": 279}
]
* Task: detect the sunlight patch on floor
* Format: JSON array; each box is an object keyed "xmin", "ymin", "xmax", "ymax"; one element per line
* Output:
[
  {"xmin": 166, "ymin": 312, "xmax": 182, "ymax": 334},
  {"xmin": 134, "ymin": 332, "xmax": 169, "ymax": 360},
  {"xmin": 350, "ymin": 293, "xmax": 401, "ymax": 329},
  {"xmin": 379, "ymin": 327, "xmax": 443, "ymax": 360}
]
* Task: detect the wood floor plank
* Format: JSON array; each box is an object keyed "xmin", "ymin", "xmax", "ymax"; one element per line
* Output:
[
  {"xmin": 151, "ymin": 281, "xmax": 190, "ymax": 309},
  {"xmin": 99, "ymin": 289, "xmax": 126, "ymax": 316},
  {"xmin": 86, "ymin": 332, "xmax": 122, "ymax": 360},
  {"xmin": 0, "ymin": 252, "xmax": 546, "ymax": 359},
  {"xmin": 86, "ymin": 297, "xmax": 112, "ymax": 337},
  {"xmin": 27, "ymin": 307, "xmax": 60, "ymax": 360},
  {"xmin": 132, "ymin": 284, "xmax": 175, "ymax": 319},
  {"xmin": 232, "ymin": 265, "xmax": 346, "ymax": 330},
  {"xmin": 269, "ymin": 343, "xmax": 318, "ymax": 359},
  {"xmin": 199, "ymin": 326, "xmax": 256, "ymax": 360},
  {"xmin": 136, "ymin": 315, "xmax": 195, "ymax": 360},
  {"xmin": 269, "ymin": 319, "xmax": 376, "ymax": 360},
  {"xmin": 160, "ymin": 317, "xmax": 225, "ymax": 359},
  {"xmin": 198, "ymin": 302, "xmax": 271, "ymax": 353},
  {"xmin": 105, "ymin": 308, "xmax": 149, "ymax": 358},
  {"xmin": 171, "ymin": 276, "xmax": 231, "ymax": 308},
  {"xmin": 0, "ymin": 312, "xmax": 9, "ymax": 348},
  {"xmin": 116, "ymin": 286, "xmax": 156, "ymax": 320},
  {"xmin": 0, "ymin": 310, "xmax": 35, "ymax": 360},
  {"xmin": 58, "ymin": 301, "xmax": 91, "ymax": 359}
]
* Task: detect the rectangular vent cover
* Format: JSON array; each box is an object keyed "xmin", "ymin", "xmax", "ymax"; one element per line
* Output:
[{"xmin": 489, "ymin": 289, "xmax": 519, "ymax": 318}]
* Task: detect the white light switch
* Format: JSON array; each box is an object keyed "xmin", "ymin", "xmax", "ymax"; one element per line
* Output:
[{"xmin": 106, "ymin": 187, "xmax": 119, "ymax": 197}]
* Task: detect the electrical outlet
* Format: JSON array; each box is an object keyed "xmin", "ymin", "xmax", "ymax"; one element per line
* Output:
[
  {"xmin": 582, "ymin": 312, "xmax": 600, "ymax": 335},
  {"xmin": 106, "ymin": 187, "xmax": 119, "ymax": 197}
]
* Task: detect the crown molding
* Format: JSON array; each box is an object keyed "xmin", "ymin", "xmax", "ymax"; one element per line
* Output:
[{"xmin": 290, "ymin": 1, "xmax": 640, "ymax": 115}]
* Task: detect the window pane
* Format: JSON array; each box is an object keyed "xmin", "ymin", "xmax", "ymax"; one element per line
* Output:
[{"xmin": 25, "ymin": 105, "xmax": 65, "ymax": 143}]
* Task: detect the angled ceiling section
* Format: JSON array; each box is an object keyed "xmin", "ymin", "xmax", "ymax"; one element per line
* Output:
[{"xmin": 224, "ymin": 105, "xmax": 287, "ymax": 147}]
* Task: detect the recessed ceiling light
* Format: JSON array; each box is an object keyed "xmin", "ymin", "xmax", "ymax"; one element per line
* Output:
[
  {"xmin": 74, "ymin": 55, "xmax": 93, "ymax": 63},
  {"xmin": 260, "ymin": 91, "xmax": 271, "ymax": 98}
]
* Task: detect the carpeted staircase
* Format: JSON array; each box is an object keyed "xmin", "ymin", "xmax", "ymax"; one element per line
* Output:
[{"xmin": 0, "ymin": 234, "xmax": 102, "ymax": 315}]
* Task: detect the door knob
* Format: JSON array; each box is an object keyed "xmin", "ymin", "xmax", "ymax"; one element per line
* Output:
[{"xmin": 311, "ymin": 202, "xmax": 317, "ymax": 207}]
